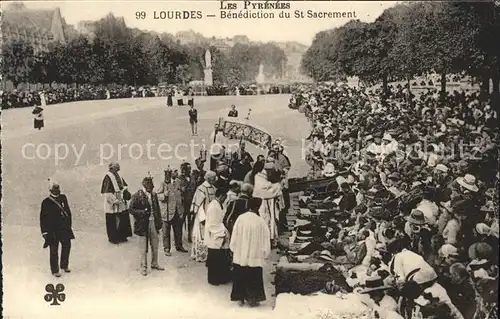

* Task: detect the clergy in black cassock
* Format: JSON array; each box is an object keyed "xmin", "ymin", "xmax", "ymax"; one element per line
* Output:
[{"xmin": 101, "ymin": 163, "xmax": 133, "ymax": 244}]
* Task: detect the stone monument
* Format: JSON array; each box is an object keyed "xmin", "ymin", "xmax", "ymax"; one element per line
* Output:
[
  {"xmin": 256, "ymin": 63, "xmax": 265, "ymax": 84},
  {"xmin": 204, "ymin": 49, "xmax": 213, "ymax": 86}
]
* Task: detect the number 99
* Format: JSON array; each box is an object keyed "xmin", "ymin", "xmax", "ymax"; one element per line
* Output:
[{"xmin": 136, "ymin": 11, "xmax": 146, "ymax": 19}]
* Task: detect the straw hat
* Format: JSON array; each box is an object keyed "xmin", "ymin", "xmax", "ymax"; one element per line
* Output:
[
  {"xmin": 359, "ymin": 276, "xmax": 391, "ymax": 293},
  {"xmin": 457, "ymin": 174, "xmax": 479, "ymax": 192},
  {"xmin": 480, "ymin": 201, "xmax": 495, "ymax": 212},
  {"xmin": 435, "ymin": 164, "xmax": 448, "ymax": 173},
  {"xmin": 382, "ymin": 133, "xmax": 393, "ymax": 142},
  {"xmin": 438, "ymin": 244, "xmax": 459, "ymax": 259},
  {"xmin": 318, "ymin": 250, "xmax": 334, "ymax": 262}
]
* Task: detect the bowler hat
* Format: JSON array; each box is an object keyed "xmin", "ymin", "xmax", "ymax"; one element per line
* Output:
[{"xmin": 406, "ymin": 210, "xmax": 426, "ymax": 225}]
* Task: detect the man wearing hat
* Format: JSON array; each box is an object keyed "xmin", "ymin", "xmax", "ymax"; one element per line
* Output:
[
  {"xmin": 210, "ymin": 144, "xmax": 225, "ymax": 172},
  {"xmin": 358, "ymin": 275, "xmax": 401, "ymax": 319},
  {"xmin": 40, "ymin": 181, "xmax": 75, "ymax": 277},
  {"xmin": 157, "ymin": 167, "xmax": 188, "ymax": 256},
  {"xmin": 366, "ymin": 132, "xmax": 383, "ymax": 155},
  {"xmin": 129, "ymin": 176, "xmax": 165, "ymax": 275},
  {"xmin": 101, "ymin": 162, "xmax": 132, "ymax": 244}
]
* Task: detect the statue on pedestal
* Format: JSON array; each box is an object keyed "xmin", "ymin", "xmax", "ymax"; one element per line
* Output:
[
  {"xmin": 204, "ymin": 49, "xmax": 213, "ymax": 86},
  {"xmin": 256, "ymin": 63, "xmax": 265, "ymax": 84}
]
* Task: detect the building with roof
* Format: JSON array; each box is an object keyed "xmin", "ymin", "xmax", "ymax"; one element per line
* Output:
[{"xmin": 2, "ymin": 2, "xmax": 67, "ymax": 52}]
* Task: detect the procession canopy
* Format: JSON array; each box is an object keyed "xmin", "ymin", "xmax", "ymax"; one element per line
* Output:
[{"xmin": 218, "ymin": 117, "xmax": 273, "ymax": 150}]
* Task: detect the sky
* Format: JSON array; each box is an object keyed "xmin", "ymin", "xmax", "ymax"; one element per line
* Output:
[{"xmin": 11, "ymin": 1, "xmax": 397, "ymax": 45}]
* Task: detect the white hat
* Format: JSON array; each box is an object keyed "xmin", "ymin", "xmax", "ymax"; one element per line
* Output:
[
  {"xmin": 489, "ymin": 221, "xmax": 499, "ymax": 238},
  {"xmin": 438, "ymin": 244, "xmax": 459, "ymax": 259},
  {"xmin": 318, "ymin": 250, "xmax": 334, "ymax": 262},
  {"xmin": 457, "ymin": 174, "xmax": 479, "ymax": 192},
  {"xmin": 382, "ymin": 133, "xmax": 393, "ymax": 141},
  {"xmin": 264, "ymin": 162, "xmax": 275, "ymax": 170},
  {"xmin": 210, "ymin": 143, "xmax": 223, "ymax": 154},
  {"xmin": 475, "ymin": 223, "xmax": 491, "ymax": 235},
  {"xmin": 435, "ymin": 164, "xmax": 448, "ymax": 173},
  {"xmin": 322, "ymin": 163, "xmax": 335, "ymax": 177},
  {"xmin": 412, "ymin": 181, "xmax": 423, "ymax": 188}
]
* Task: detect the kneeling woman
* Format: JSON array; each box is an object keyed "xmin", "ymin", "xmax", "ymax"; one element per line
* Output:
[{"xmin": 205, "ymin": 187, "xmax": 231, "ymax": 285}]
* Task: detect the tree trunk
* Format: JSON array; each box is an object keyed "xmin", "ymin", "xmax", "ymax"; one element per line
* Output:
[
  {"xmin": 480, "ymin": 76, "xmax": 490, "ymax": 99},
  {"xmin": 382, "ymin": 75, "xmax": 388, "ymax": 95},
  {"xmin": 492, "ymin": 76, "xmax": 499, "ymax": 93},
  {"xmin": 440, "ymin": 72, "xmax": 446, "ymax": 94}
]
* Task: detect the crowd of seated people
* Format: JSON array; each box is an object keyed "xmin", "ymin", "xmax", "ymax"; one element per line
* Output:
[
  {"xmin": 1, "ymin": 86, "xmax": 157, "ymax": 109},
  {"xmin": 280, "ymin": 82, "xmax": 498, "ymax": 319}
]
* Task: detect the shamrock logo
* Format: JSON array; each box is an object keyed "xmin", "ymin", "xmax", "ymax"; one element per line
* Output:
[{"xmin": 44, "ymin": 283, "xmax": 66, "ymax": 306}]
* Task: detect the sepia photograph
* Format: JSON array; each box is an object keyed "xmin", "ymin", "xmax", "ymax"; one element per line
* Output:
[{"xmin": 1, "ymin": 0, "xmax": 499, "ymax": 318}]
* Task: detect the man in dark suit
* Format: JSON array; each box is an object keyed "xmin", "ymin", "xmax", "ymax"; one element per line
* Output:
[
  {"xmin": 129, "ymin": 176, "xmax": 165, "ymax": 276},
  {"xmin": 232, "ymin": 153, "xmax": 253, "ymax": 182},
  {"xmin": 178, "ymin": 162, "xmax": 197, "ymax": 243},
  {"xmin": 40, "ymin": 181, "xmax": 75, "ymax": 277},
  {"xmin": 228, "ymin": 104, "xmax": 238, "ymax": 117},
  {"xmin": 224, "ymin": 183, "xmax": 253, "ymax": 235},
  {"xmin": 339, "ymin": 182, "xmax": 357, "ymax": 212}
]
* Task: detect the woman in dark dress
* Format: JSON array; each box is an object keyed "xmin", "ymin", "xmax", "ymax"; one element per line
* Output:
[
  {"xmin": 167, "ymin": 90, "xmax": 173, "ymax": 107},
  {"xmin": 33, "ymin": 106, "xmax": 44, "ymax": 130}
]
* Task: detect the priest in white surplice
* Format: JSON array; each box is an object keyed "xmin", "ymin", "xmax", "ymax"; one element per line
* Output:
[
  {"xmin": 189, "ymin": 171, "xmax": 217, "ymax": 262},
  {"xmin": 100, "ymin": 162, "xmax": 132, "ymax": 244},
  {"xmin": 230, "ymin": 197, "xmax": 271, "ymax": 307},
  {"xmin": 252, "ymin": 161, "xmax": 283, "ymax": 247}
]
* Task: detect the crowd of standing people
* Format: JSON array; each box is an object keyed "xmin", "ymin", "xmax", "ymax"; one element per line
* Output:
[{"xmin": 40, "ymin": 129, "xmax": 292, "ymax": 307}]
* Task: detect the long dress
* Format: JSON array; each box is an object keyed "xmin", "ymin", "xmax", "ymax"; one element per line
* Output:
[
  {"xmin": 34, "ymin": 111, "xmax": 44, "ymax": 129},
  {"xmin": 205, "ymin": 199, "xmax": 231, "ymax": 285},
  {"xmin": 190, "ymin": 181, "xmax": 216, "ymax": 262},
  {"xmin": 101, "ymin": 172, "xmax": 133, "ymax": 243},
  {"xmin": 253, "ymin": 171, "xmax": 283, "ymax": 245},
  {"xmin": 167, "ymin": 93, "xmax": 173, "ymax": 106}
]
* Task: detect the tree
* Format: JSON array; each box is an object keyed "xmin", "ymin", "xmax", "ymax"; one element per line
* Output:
[
  {"xmin": 259, "ymin": 43, "xmax": 288, "ymax": 79},
  {"xmin": 301, "ymin": 28, "xmax": 348, "ymax": 81},
  {"xmin": 2, "ymin": 40, "xmax": 35, "ymax": 88}
]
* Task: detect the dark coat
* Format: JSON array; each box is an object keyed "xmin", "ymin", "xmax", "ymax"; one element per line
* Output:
[
  {"xmin": 178, "ymin": 174, "xmax": 197, "ymax": 212},
  {"xmin": 339, "ymin": 190, "xmax": 356, "ymax": 212},
  {"xmin": 231, "ymin": 161, "xmax": 252, "ymax": 181},
  {"xmin": 228, "ymin": 109, "xmax": 238, "ymax": 117},
  {"xmin": 128, "ymin": 190, "xmax": 162, "ymax": 236},
  {"xmin": 40, "ymin": 194, "xmax": 75, "ymax": 246},
  {"xmin": 223, "ymin": 194, "xmax": 251, "ymax": 234},
  {"xmin": 443, "ymin": 278, "xmax": 477, "ymax": 319}
]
